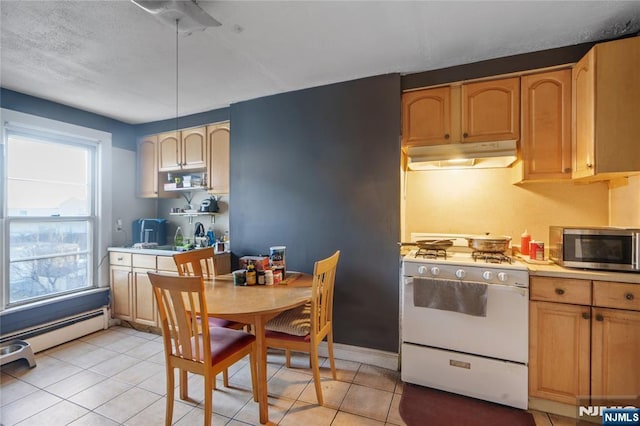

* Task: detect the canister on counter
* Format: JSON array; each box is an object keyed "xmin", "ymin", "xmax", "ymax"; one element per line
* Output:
[
  {"xmin": 265, "ymin": 270, "xmax": 274, "ymax": 285},
  {"xmin": 530, "ymin": 241, "xmax": 545, "ymax": 261},
  {"xmin": 270, "ymin": 246, "xmax": 286, "ymax": 276},
  {"xmin": 273, "ymin": 269, "xmax": 282, "ymax": 284}
]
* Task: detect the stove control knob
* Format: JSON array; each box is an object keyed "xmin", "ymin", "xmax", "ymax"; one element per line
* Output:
[
  {"xmin": 430, "ymin": 267, "xmax": 440, "ymax": 276},
  {"xmin": 497, "ymin": 272, "xmax": 508, "ymax": 282},
  {"xmin": 482, "ymin": 271, "xmax": 494, "ymax": 281},
  {"xmin": 455, "ymin": 269, "xmax": 466, "ymax": 279},
  {"xmin": 418, "ymin": 266, "xmax": 428, "ymax": 275}
]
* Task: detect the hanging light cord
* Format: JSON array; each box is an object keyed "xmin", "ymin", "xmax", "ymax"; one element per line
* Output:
[{"xmin": 175, "ymin": 19, "xmax": 179, "ymax": 132}]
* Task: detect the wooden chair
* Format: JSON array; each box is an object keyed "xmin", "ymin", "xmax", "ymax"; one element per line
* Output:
[
  {"xmin": 147, "ymin": 272, "xmax": 257, "ymax": 426},
  {"xmin": 173, "ymin": 248, "xmax": 244, "ymax": 329},
  {"xmin": 173, "ymin": 247, "xmax": 247, "ymax": 388},
  {"xmin": 264, "ymin": 250, "xmax": 340, "ymax": 405}
]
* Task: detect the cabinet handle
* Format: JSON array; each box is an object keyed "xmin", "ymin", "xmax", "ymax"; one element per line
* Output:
[
  {"xmin": 564, "ymin": 168, "xmax": 572, "ymax": 173},
  {"xmin": 555, "ymin": 288, "xmax": 565, "ymax": 295},
  {"xmin": 582, "ymin": 312, "xmax": 590, "ymax": 320},
  {"xmin": 117, "ymin": 256, "xmax": 124, "ymax": 261},
  {"xmin": 463, "ymin": 132, "xmax": 468, "ymax": 138},
  {"xmin": 586, "ymin": 163, "xmax": 593, "ymax": 168},
  {"xmin": 444, "ymin": 134, "xmax": 450, "ymax": 139},
  {"xmin": 625, "ymin": 293, "xmax": 634, "ymax": 301},
  {"xmin": 595, "ymin": 314, "xmax": 604, "ymax": 322}
]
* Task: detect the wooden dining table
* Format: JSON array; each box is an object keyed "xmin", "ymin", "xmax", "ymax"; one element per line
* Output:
[{"xmin": 202, "ymin": 272, "xmax": 312, "ymax": 425}]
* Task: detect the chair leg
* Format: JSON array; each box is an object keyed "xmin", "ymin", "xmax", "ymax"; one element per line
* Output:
[
  {"xmin": 223, "ymin": 368, "xmax": 229, "ymax": 387},
  {"xmin": 249, "ymin": 343, "xmax": 258, "ymax": 402},
  {"xmin": 285, "ymin": 349, "xmax": 291, "ymax": 368},
  {"xmin": 310, "ymin": 345, "xmax": 324, "ymax": 406},
  {"xmin": 327, "ymin": 329, "xmax": 337, "ymax": 380},
  {"xmin": 203, "ymin": 374, "xmax": 213, "ymax": 426},
  {"xmin": 165, "ymin": 366, "xmax": 175, "ymax": 426},
  {"xmin": 179, "ymin": 369, "xmax": 189, "ymax": 400}
]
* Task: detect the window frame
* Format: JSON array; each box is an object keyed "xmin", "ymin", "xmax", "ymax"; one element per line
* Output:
[{"xmin": 1, "ymin": 109, "xmax": 112, "ymax": 312}]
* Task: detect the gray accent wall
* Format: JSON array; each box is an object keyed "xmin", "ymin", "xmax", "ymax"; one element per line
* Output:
[{"xmin": 229, "ymin": 74, "xmax": 401, "ymax": 352}]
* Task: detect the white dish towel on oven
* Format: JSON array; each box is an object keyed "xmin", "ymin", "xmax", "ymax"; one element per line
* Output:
[{"xmin": 413, "ymin": 278, "xmax": 488, "ymax": 317}]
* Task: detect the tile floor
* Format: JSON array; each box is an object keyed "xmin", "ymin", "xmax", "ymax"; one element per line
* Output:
[{"xmin": 1, "ymin": 325, "xmax": 575, "ymax": 425}]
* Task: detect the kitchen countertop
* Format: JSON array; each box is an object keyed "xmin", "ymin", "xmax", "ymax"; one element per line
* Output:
[
  {"xmin": 108, "ymin": 246, "xmax": 230, "ymax": 257},
  {"xmin": 527, "ymin": 262, "xmax": 640, "ymax": 284}
]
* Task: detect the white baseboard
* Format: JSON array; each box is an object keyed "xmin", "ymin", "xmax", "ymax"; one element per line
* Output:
[
  {"xmin": 317, "ymin": 341, "xmax": 399, "ymax": 371},
  {"xmin": 2, "ymin": 307, "xmax": 109, "ymax": 354}
]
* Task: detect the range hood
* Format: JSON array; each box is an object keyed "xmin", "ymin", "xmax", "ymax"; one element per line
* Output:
[{"xmin": 407, "ymin": 140, "xmax": 518, "ymax": 170}]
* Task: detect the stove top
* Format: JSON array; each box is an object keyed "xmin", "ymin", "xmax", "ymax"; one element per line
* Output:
[{"xmin": 403, "ymin": 232, "xmax": 528, "ymax": 271}]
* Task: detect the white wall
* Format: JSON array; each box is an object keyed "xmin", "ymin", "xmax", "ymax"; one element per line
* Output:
[
  {"xmin": 609, "ymin": 175, "xmax": 640, "ymax": 227},
  {"xmin": 403, "ymin": 167, "xmax": 610, "ymax": 246},
  {"xmin": 111, "ymin": 147, "xmax": 157, "ymax": 247}
]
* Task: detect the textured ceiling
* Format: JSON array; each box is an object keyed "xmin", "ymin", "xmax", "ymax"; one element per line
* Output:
[{"xmin": 2, "ymin": 1, "xmax": 639, "ymax": 124}]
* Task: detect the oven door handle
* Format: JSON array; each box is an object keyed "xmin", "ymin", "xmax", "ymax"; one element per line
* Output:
[{"xmin": 406, "ymin": 277, "xmax": 528, "ymax": 297}]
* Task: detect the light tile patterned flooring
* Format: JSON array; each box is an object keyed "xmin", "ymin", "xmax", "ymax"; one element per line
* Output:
[{"xmin": 1, "ymin": 326, "xmax": 575, "ymax": 425}]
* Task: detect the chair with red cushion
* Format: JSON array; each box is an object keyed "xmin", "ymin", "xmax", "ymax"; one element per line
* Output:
[
  {"xmin": 265, "ymin": 250, "xmax": 340, "ymax": 405},
  {"xmin": 148, "ymin": 272, "xmax": 257, "ymax": 426}
]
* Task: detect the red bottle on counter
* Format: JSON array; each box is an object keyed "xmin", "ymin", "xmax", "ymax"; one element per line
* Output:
[{"xmin": 520, "ymin": 230, "xmax": 531, "ymax": 255}]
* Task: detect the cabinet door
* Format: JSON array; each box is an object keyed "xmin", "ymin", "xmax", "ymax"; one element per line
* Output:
[
  {"xmin": 110, "ymin": 266, "xmax": 132, "ymax": 321},
  {"xmin": 529, "ymin": 301, "xmax": 591, "ymax": 404},
  {"xmin": 402, "ymin": 87, "xmax": 451, "ymax": 147},
  {"xmin": 572, "ymin": 48, "xmax": 595, "ymax": 179},
  {"xmin": 158, "ymin": 131, "xmax": 181, "ymax": 171},
  {"xmin": 207, "ymin": 123, "xmax": 230, "ymax": 194},
  {"xmin": 136, "ymin": 135, "xmax": 159, "ymax": 198},
  {"xmin": 521, "ymin": 70, "xmax": 572, "ymax": 181},
  {"xmin": 462, "ymin": 77, "xmax": 520, "ymax": 143},
  {"xmin": 591, "ymin": 307, "xmax": 640, "ymax": 404},
  {"xmin": 133, "ymin": 268, "xmax": 158, "ymax": 327},
  {"xmin": 181, "ymin": 127, "xmax": 207, "ymax": 170}
]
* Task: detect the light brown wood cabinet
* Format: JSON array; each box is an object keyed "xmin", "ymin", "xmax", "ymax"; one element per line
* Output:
[
  {"xmin": 109, "ymin": 251, "xmax": 231, "ymax": 327},
  {"xmin": 462, "ymin": 77, "xmax": 520, "ymax": 143},
  {"xmin": 520, "ymin": 69, "xmax": 572, "ymax": 181},
  {"xmin": 109, "ymin": 253, "xmax": 132, "ymax": 321},
  {"xmin": 529, "ymin": 276, "xmax": 640, "ymax": 406},
  {"xmin": 402, "ymin": 77, "xmax": 519, "ymax": 147},
  {"xmin": 572, "ymin": 36, "xmax": 640, "ymax": 181},
  {"xmin": 207, "ymin": 122, "xmax": 230, "ymax": 194},
  {"xmin": 158, "ymin": 127, "xmax": 208, "ymax": 172},
  {"xmin": 136, "ymin": 135, "xmax": 159, "ymax": 198},
  {"xmin": 402, "ymin": 86, "xmax": 451, "ymax": 147}
]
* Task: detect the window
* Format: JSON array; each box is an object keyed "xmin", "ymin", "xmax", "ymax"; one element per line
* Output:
[{"xmin": 1, "ymin": 109, "xmax": 112, "ymax": 310}]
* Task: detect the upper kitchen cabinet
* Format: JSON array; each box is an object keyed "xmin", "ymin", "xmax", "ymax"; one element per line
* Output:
[
  {"xmin": 402, "ymin": 77, "xmax": 519, "ymax": 148},
  {"xmin": 402, "ymin": 86, "xmax": 451, "ymax": 147},
  {"xmin": 572, "ymin": 36, "xmax": 640, "ymax": 181},
  {"xmin": 207, "ymin": 122, "xmax": 230, "ymax": 194},
  {"xmin": 461, "ymin": 77, "xmax": 520, "ymax": 143},
  {"xmin": 158, "ymin": 127, "xmax": 208, "ymax": 172},
  {"xmin": 136, "ymin": 135, "xmax": 159, "ymax": 198},
  {"xmin": 518, "ymin": 69, "xmax": 572, "ymax": 182}
]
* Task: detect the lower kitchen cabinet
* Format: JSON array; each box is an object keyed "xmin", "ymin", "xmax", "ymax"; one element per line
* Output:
[
  {"xmin": 529, "ymin": 276, "xmax": 640, "ymax": 406},
  {"xmin": 109, "ymin": 250, "xmax": 229, "ymax": 327},
  {"xmin": 529, "ymin": 300, "xmax": 590, "ymax": 403}
]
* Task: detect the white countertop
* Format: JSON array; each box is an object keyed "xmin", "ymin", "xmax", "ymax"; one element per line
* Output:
[
  {"xmin": 108, "ymin": 246, "xmax": 230, "ymax": 257},
  {"xmin": 526, "ymin": 262, "xmax": 640, "ymax": 284}
]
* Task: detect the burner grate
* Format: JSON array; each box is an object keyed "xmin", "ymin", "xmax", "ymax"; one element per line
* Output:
[
  {"xmin": 415, "ymin": 248, "xmax": 448, "ymax": 259},
  {"xmin": 471, "ymin": 250, "xmax": 512, "ymax": 264}
]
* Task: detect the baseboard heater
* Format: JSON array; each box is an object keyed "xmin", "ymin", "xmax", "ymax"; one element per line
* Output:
[{"xmin": 0, "ymin": 307, "xmax": 109, "ymax": 354}]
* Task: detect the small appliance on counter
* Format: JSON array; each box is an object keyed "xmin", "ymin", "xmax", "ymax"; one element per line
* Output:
[
  {"xmin": 549, "ymin": 226, "xmax": 640, "ymax": 272},
  {"xmin": 132, "ymin": 218, "xmax": 167, "ymax": 246},
  {"xmin": 200, "ymin": 196, "xmax": 219, "ymax": 213}
]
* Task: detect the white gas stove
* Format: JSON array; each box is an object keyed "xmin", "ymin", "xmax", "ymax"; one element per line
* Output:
[{"xmin": 400, "ymin": 233, "xmax": 530, "ymax": 410}]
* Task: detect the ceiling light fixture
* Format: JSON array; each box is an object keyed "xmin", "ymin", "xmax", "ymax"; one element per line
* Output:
[{"xmin": 131, "ymin": 0, "xmax": 221, "ymax": 34}]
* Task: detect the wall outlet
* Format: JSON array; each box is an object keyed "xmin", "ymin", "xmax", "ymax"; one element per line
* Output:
[{"xmin": 115, "ymin": 219, "xmax": 123, "ymax": 232}]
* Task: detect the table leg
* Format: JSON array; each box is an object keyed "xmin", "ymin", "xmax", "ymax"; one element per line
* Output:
[{"xmin": 254, "ymin": 315, "xmax": 269, "ymax": 424}]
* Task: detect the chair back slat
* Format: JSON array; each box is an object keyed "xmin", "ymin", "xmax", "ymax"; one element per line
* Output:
[
  {"xmin": 148, "ymin": 272, "xmax": 211, "ymax": 364},
  {"xmin": 173, "ymin": 248, "xmax": 218, "ymax": 279},
  {"xmin": 310, "ymin": 251, "xmax": 340, "ymax": 335}
]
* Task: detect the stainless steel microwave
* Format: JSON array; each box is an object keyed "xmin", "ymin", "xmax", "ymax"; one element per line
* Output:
[{"xmin": 549, "ymin": 226, "xmax": 640, "ymax": 272}]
